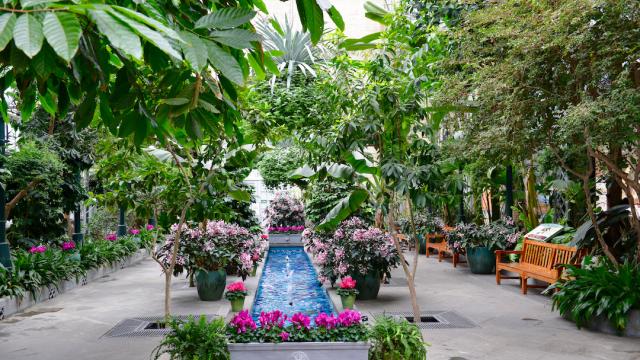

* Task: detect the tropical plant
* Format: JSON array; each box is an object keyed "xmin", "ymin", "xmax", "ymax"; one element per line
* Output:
[
  {"xmin": 255, "ymin": 145, "xmax": 306, "ymax": 189},
  {"xmin": 446, "ymin": 221, "xmax": 520, "ymax": 252},
  {"xmin": 303, "ymin": 217, "xmax": 399, "ymax": 283},
  {"xmin": 368, "ymin": 315, "xmax": 429, "ymax": 360},
  {"xmin": 265, "ymin": 192, "xmax": 305, "ymax": 229},
  {"xmin": 255, "ymin": 17, "xmax": 329, "ymax": 89},
  {"xmin": 151, "ymin": 315, "xmax": 230, "ymax": 360},
  {"xmin": 549, "ymin": 257, "xmax": 640, "ymax": 332}
]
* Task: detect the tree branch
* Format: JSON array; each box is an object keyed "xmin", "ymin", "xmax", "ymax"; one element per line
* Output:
[{"xmin": 5, "ymin": 179, "xmax": 41, "ymax": 218}]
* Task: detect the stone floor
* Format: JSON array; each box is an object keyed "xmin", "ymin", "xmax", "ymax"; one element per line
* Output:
[{"xmin": 1, "ymin": 253, "xmax": 639, "ymax": 360}]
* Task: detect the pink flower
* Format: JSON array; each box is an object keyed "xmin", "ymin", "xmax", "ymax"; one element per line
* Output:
[
  {"xmin": 314, "ymin": 313, "xmax": 338, "ymax": 329},
  {"xmin": 339, "ymin": 276, "xmax": 357, "ymax": 290},
  {"xmin": 105, "ymin": 233, "xmax": 117, "ymax": 241},
  {"xmin": 259, "ymin": 310, "xmax": 287, "ymax": 329},
  {"xmin": 29, "ymin": 245, "xmax": 47, "ymax": 254},
  {"xmin": 337, "ymin": 262, "xmax": 348, "ymax": 275},
  {"xmin": 261, "ymin": 234, "xmax": 269, "ymax": 239},
  {"xmin": 240, "ymin": 253, "xmax": 253, "ymax": 271},
  {"xmin": 251, "ymin": 253, "xmax": 261, "ymax": 262},
  {"xmin": 337, "ymin": 309, "xmax": 362, "ymax": 327},
  {"xmin": 226, "ymin": 281, "xmax": 247, "ymax": 293},
  {"xmin": 61, "ymin": 241, "xmax": 76, "ymax": 251},
  {"xmin": 279, "ymin": 331, "xmax": 289, "ymax": 342},
  {"xmin": 229, "ymin": 310, "xmax": 257, "ymax": 333},
  {"xmin": 291, "ymin": 313, "xmax": 311, "ymax": 330},
  {"xmin": 130, "ymin": 229, "xmax": 141, "ymax": 235},
  {"xmin": 146, "ymin": 224, "xmax": 155, "ymax": 231}
]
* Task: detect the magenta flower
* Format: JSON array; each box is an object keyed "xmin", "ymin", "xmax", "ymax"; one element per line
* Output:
[
  {"xmin": 261, "ymin": 234, "xmax": 269, "ymax": 240},
  {"xmin": 259, "ymin": 310, "xmax": 287, "ymax": 329},
  {"xmin": 226, "ymin": 281, "xmax": 247, "ymax": 293},
  {"xmin": 279, "ymin": 331, "xmax": 289, "ymax": 342},
  {"xmin": 314, "ymin": 312, "xmax": 338, "ymax": 329},
  {"xmin": 291, "ymin": 313, "xmax": 311, "ymax": 330},
  {"xmin": 105, "ymin": 233, "xmax": 117, "ymax": 241},
  {"xmin": 337, "ymin": 309, "xmax": 362, "ymax": 327},
  {"xmin": 29, "ymin": 245, "xmax": 47, "ymax": 254},
  {"xmin": 229, "ymin": 310, "xmax": 257, "ymax": 333},
  {"xmin": 61, "ymin": 242, "xmax": 76, "ymax": 251},
  {"xmin": 339, "ymin": 276, "xmax": 357, "ymax": 290},
  {"xmin": 130, "ymin": 229, "xmax": 141, "ymax": 235},
  {"xmin": 146, "ymin": 224, "xmax": 155, "ymax": 231}
]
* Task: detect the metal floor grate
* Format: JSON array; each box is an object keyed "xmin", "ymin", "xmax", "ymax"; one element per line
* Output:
[
  {"xmin": 371, "ymin": 310, "xmax": 477, "ymax": 329},
  {"xmin": 101, "ymin": 315, "xmax": 218, "ymax": 338}
]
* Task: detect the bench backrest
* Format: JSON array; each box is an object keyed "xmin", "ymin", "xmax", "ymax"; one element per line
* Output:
[{"xmin": 520, "ymin": 239, "xmax": 583, "ymax": 269}]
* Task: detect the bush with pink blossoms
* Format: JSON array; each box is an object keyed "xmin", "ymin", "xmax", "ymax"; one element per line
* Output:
[
  {"xmin": 303, "ymin": 217, "xmax": 400, "ymax": 284},
  {"xmin": 264, "ymin": 192, "xmax": 305, "ymax": 232},
  {"xmin": 226, "ymin": 310, "xmax": 368, "ymax": 344}
]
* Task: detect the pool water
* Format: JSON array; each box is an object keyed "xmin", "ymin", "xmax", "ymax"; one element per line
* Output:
[{"xmin": 251, "ymin": 246, "xmax": 334, "ymax": 319}]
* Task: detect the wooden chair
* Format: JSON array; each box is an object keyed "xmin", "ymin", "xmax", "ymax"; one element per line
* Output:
[{"xmin": 496, "ymin": 238, "xmax": 586, "ymax": 294}]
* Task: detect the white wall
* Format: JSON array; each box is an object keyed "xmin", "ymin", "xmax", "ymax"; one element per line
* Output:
[{"xmin": 262, "ymin": 0, "xmax": 389, "ymax": 38}]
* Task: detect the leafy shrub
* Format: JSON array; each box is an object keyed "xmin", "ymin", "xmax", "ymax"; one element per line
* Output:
[
  {"xmin": 152, "ymin": 316, "xmax": 229, "ymax": 360},
  {"xmin": 86, "ymin": 207, "xmax": 119, "ymax": 241},
  {"xmin": 369, "ymin": 316, "xmax": 428, "ymax": 360},
  {"xmin": 265, "ymin": 192, "xmax": 305, "ymax": 228},
  {"xmin": 80, "ymin": 237, "xmax": 138, "ymax": 270},
  {"xmin": 255, "ymin": 146, "xmax": 305, "ymax": 189},
  {"xmin": 304, "ymin": 179, "xmax": 375, "ymax": 226},
  {"xmin": 549, "ymin": 257, "xmax": 640, "ymax": 331},
  {"xmin": 446, "ymin": 220, "xmax": 521, "ymax": 252}
]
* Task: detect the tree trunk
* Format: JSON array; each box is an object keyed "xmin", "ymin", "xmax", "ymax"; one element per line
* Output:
[
  {"xmin": 5, "ymin": 179, "xmax": 41, "ymax": 218},
  {"xmin": 524, "ymin": 165, "xmax": 539, "ymax": 228}
]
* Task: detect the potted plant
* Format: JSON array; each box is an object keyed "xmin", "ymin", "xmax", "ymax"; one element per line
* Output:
[
  {"xmin": 265, "ymin": 192, "xmax": 306, "ymax": 244},
  {"xmin": 410, "ymin": 213, "xmax": 446, "ymax": 254},
  {"xmin": 226, "ymin": 309, "xmax": 370, "ymax": 359},
  {"xmin": 447, "ymin": 220, "xmax": 520, "ymax": 274},
  {"xmin": 225, "ymin": 281, "xmax": 249, "ymax": 312},
  {"xmin": 152, "ymin": 316, "xmax": 229, "ymax": 360},
  {"xmin": 336, "ymin": 276, "xmax": 359, "ymax": 309},
  {"xmin": 549, "ymin": 257, "xmax": 640, "ymax": 337},
  {"xmin": 304, "ymin": 217, "xmax": 400, "ymax": 300}
]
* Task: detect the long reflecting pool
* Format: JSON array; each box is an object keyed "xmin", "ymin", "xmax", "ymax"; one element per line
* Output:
[{"xmin": 251, "ymin": 246, "xmax": 334, "ymax": 319}]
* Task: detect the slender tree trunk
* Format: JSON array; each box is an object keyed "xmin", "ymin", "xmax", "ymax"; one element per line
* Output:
[{"xmin": 5, "ymin": 179, "xmax": 41, "ymax": 218}]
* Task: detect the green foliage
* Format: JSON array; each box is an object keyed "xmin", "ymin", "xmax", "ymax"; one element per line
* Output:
[
  {"xmin": 368, "ymin": 316, "xmax": 429, "ymax": 360},
  {"xmin": 86, "ymin": 207, "xmax": 119, "ymax": 241},
  {"xmin": 2, "ymin": 141, "xmax": 66, "ymax": 245},
  {"xmin": 152, "ymin": 316, "xmax": 229, "ymax": 360},
  {"xmin": 79, "ymin": 237, "xmax": 139, "ymax": 270},
  {"xmin": 549, "ymin": 258, "xmax": 640, "ymax": 332},
  {"xmin": 256, "ymin": 146, "xmax": 305, "ymax": 189},
  {"xmin": 304, "ymin": 179, "xmax": 373, "ymax": 225}
]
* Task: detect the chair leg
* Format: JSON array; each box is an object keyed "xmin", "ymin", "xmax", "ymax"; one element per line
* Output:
[
  {"xmin": 521, "ymin": 276, "xmax": 528, "ymax": 295},
  {"xmin": 496, "ymin": 269, "xmax": 501, "ymax": 285},
  {"xmin": 453, "ymin": 253, "xmax": 458, "ymax": 268},
  {"xmin": 438, "ymin": 250, "xmax": 443, "ymax": 262},
  {"xmin": 425, "ymin": 244, "xmax": 430, "ymax": 258}
]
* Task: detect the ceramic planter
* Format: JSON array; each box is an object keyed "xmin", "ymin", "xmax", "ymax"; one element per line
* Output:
[
  {"xmin": 196, "ymin": 269, "xmax": 226, "ymax": 301},
  {"xmin": 466, "ymin": 246, "xmax": 495, "ymax": 274},
  {"xmin": 340, "ymin": 294, "xmax": 356, "ymax": 309},
  {"xmin": 418, "ymin": 234, "xmax": 426, "ymax": 255},
  {"xmin": 351, "ymin": 270, "xmax": 380, "ymax": 300},
  {"xmin": 584, "ymin": 310, "xmax": 640, "ymax": 337},
  {"xmin": 230, "ymin": 297, "xmax": 245, "ymax": 312},
  {"xmin": 228, "ymin": 342, "xmax": 370, "ymax": 360}
]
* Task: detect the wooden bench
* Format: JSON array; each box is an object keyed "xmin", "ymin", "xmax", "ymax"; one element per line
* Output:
[
  {"xmin": 425, "ymin": 227, "xmax": 466, "ymax": 268},
  {"xmin": 496, "ymin": 239, "xmax": 586, "ymax": 294}
]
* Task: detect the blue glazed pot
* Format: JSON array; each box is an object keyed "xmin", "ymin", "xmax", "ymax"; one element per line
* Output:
[
  {"xmin": 351, "ymin": 270, "xmax": 381, "ymax": 300},
  {"xmin": 196, "ymin": 269, "xmax": 226, "ymax": 301},
  {"xmin": 466, "ymin": 246, "xmax": 495, "ymax": 274}
]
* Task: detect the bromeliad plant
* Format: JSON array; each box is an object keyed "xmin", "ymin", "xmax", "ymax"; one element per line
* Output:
[
  {"xmin": 304, "ymin": 217, "xmax": 400, "ymax": 284},
  {"xmin": 265, "ymin": 192, "xmax": 306, "ymax": 233},
  {"xmin": 226, "ymin": 309, "xmax": 368, "ymax": 344},
  {"xmin": 549, "ymin": 257, "xmax": 640, "ymax": 332}
]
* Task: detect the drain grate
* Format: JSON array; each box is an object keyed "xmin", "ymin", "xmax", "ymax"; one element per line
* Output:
[
  {"xmin": 371, "ymin": 310, "xmax": 477, "ymax": 329},
  {"xmin": 102, "ymin": 315, "xmax": 218, "ymax": 338}
]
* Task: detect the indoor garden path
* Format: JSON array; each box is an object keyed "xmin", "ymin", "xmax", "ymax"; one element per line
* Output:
[{"xmin": 1, "ymin": 254, "xmax": 639, "ymax": 360}]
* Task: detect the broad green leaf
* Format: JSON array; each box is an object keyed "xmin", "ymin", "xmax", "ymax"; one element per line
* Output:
[
  {"xmin": 364, "ymin": 1, "xmax": 390, "ymax": 25},
  {"xmin": 318, "ymin": 188, "xmax": 369, "ymax": 230},
  {"xmin": 263, "ymin": 53, "xmax": 280, "ymax": 75},
  {"xmin": 195, "ymin": 8, "xmax": 256, "ymax": 30},
  {"xmin": 13, "ymin": 14, "xmax": 43, "ymax": 58},
  {"xmin": 327, "ymin": 6, "xmax": 344, "ymax": 31},
  {"xmin": 20, "ymin": 0, "xmax": 61, "ymax": 8},
  {"xmin": 74, "ymin": 95, "xmax": 96, "ymax": 129},
  {"xmin": 0, "ymin": 14, "xmax": 17, "ymax": 51},
  {"xmin": 111, "ymin": 6, "xmax": 182, "ymax": 42},
  {"xmin": 161, "ymin": 98, "xmax": 189, "ymax": 105},
  {"xmin": 43, "ymin": 13, "xmax": 82, "ymax": 62},
  {"xmin": 253, "ymin": 0, "xmax": 268, "ymax": 14},
  {"xmin": 206, "ymin": 40, "xmax": 244, "ymax": 85},
  {"xmin": 296, "ymin": 0, "xmax": 323, "ymax": 44},
  {"xmin": 197, "ymin": 99, "xmax": 220, "ymax": 114},
  {"xmin": 211, "ymin": 29, "xmax": 260, "ymax": 49},
  {"xmin": 247, "ymin": 52, "xmax": 265, "ymax": 80},
  {"xmin": 180, "ymin": 31, "xmax": 208, "ymax": 72},
  {"xmin": 90, "ymin": 10, "xmax": 143, "ymax": 59},
  {"xmin": 290, "ymin": 165, "xmax": 316, "ymax": 179},
  {"xmin": 229, "ymin": 189, "xmax": 251, "ymax": 202},
  {"xmin": 108, "ymin": 10, "xmax": 181, "ymax": 60},
  {"xmin": 99, "ymin": 94, "xmax": 118, "ymax": 134}
]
